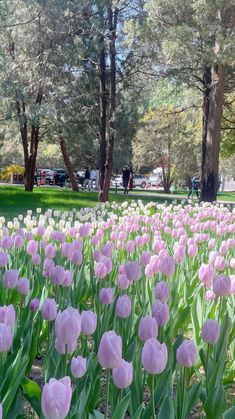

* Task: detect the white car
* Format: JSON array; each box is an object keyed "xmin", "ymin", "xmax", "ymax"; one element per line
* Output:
[
  {"xmin": 111, "ymin": 176, "xmax": 122, "ymax": 187},
  {"xmin": 133, "ymin": 174, "xmax": 149, "ymax": 189}
]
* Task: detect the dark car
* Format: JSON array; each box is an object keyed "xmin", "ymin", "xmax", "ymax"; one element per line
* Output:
[{"xmin": 54, "ymin": 169, "xmax": 68, "ymax": 186}]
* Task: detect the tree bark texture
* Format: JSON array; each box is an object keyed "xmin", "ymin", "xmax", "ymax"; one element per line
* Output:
[
  {"xmin": 98, "ymin": 16, "xmax": 107, "ymax": 196},
  {"xmin": 200, "ymin": 6, "xmax": 235, "ymax": 202},
  {"xmin": 16, "ymin": 87, "xmax": 43, "ymax": 192},
  {"xmin": 99, "ymin": 7, "xmax": 118, "ymax": 202},
  {"xmin": 59, "ymin": 133, "xmax": 79, "ymax": 191}
]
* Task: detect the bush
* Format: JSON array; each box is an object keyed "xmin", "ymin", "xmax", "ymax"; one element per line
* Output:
[{"xmin": 0, "ymin": 164, "xmax": 25, "ymax": 181}]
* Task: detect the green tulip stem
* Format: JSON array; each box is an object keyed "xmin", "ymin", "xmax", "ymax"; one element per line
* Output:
[
  {"xmin": 180, "ymin": 367, "xmax": 186, "ymax": 419},
  {"xmin": 152, "ymin": 374, "xmax": 156, "ymax": 419},
  {"xmin": 105, "ymin": 368, "xmax": 111, "ymax": 419},
  {"xmin": 206, "ymin": 343, "xmax": 210, "ymax": 395}
]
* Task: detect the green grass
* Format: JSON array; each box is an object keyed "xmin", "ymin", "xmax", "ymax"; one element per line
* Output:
[{"xmin": 0, "ymin": 185, "xmax": 234, "ymax": 220}]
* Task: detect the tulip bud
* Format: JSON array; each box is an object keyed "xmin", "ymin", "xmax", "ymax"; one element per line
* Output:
[
  {"xmin": 55, "ymin": 307, "xmax": 81, "ymax": 345},
  {"xmin": 154, "ymin": 281, "xmax": 169, "ymax": 302},
  {"xmin": 30, "ymin": 298, "xmax": 40, "ymax": 312},
  {"xmin": 98, "ymin": 331, "xmax": 122, "ymax": 369},
  {"xmin": 71, "ymin": 356, "xmax": 87, "ymax": 378},
  {"xmin": 26, "ymin": 239, "xmax": 38, "ymax": 256},
  {"xmin": 0, "ymin": 304, "xmax": 15, "ymax": 327},
  {"xmin": 17, "ymin": 278, "xmax": 30, "ymax": 295},
  {"xmin": 115, "ymin": 295, "xmax": 131, "ymax": 319},
  {"xmin": 213, "ymin": 275, "xmax": 231, "ymax": 297},
  {"xmin": 0, "ymin": 324, "xmax": 12, "ymax": 352},
  {"xmin": 81, "ymin": 311, "xmax": 97, "ymax": 335},
  {"xmin": 55, "ymin": 338, "xmax": 77, "ymax": 355},
  {"xmin": 42, "ymin": 298, "xmax": 57, "ymax": 321},
  {"xmin": 125, "ymin": 261, "xmax": 141, "ymax": 282},
  {"xmin": 3, "ymin": 269, "xmax": 18, "ymax": 289},
  {"xmin": 142, "ymin": 338, "xmax": 168, "ymax": 374},
  {"xmin": 138, "ymin": 316, "xmax": 158, "ymax": 342},
  {"xmin": 158, "ymin": 255, "xmax": 175, "ymax": 277},
  {"xmin": 113, "ymin": 359, "xmax": 133, "ymax": 388},
  {"xmin": 41, "ymin": 377, "xmax": 72, "ymax": 419},
  {"xmin": 152, "ymin": 299, "xmax": 169, "ymax": 326},
  {"xmin": 198, "ymin": 263, "xmax": 214, "ymax": 288},
  {"xmin": 99, "ymin": 288, "xmax": 113, "ymax": 305},
  {"xmin": 201, "ymin": 319, "xmax": 220, "ymax": 345},
  {"xmin": 0, "ymin": 252, "xmax": 8, "ymax": 267},
  {"xmin": 176, "ymin": 340, "xmax": 197, "ymax": 367}
]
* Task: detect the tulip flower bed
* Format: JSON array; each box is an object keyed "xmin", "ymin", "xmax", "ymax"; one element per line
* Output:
[{"xmin": 0, "ymin": 201, "xmax": 234, "ymax": 419}]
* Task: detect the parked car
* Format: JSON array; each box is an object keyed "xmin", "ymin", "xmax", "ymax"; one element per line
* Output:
[
  {"xmin": 149, "ymin": 174, "xmax": 163, "ymax": 187},
  {"xmin": 111, "ymin": 175, "xmax": 122, "ymax": 187},
  {"xmin": 133, "ymin": 174, "xmax": 149, "ymax": 189},
  {"xmin": 54, "ymin": 169, "xmax": 68, "ymax": 186}
]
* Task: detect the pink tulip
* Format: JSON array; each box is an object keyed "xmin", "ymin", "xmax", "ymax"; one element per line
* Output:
[
  {"xmin": 0, "ymin": 304, "xmax": 15, "ymax": 327},
  {"xmin": 205, "ymin": 290, "xmax": 216, "ymax": 301},
  {"xmin": 42, "ymin": 299, "xmax": 57, "ymax": 321},
  {"xmin": 93, "ymin": 249, "xmax": 102, "ymax": 262},
  {"xmin": 113, "ymin": 359, "xmax": 133, "ymax": 388},
  {"xmin": 142, "ymin": 338, "xmax": 168, "ymax": 374},
  {"xmin": 55, "ymin": 339, "xmax": 77, "ymax": 355},
  {"xmin": 213, "ymin": 275, "xmax": 231, "ymax": 297},
  {"xmin": 13, "ymin": 235, "xmax": 23, "ymax": 249},
  {"xmin": 201, "ymin": 319, "xmax": 220, "ymax": 344},
  {"xmin": 32, "ymin": 253, "xmax": 41, "ymax": 265},
  {"xmin": 173, "ymin": 245, "xmax": 185, "ymax": 264},
  {"xmin": 45, "ymin": 244, "xmax": 56, "ymax": 259},
  {"xmin": 72, "ymin": 250, "xmax": 83, "ymax": 266},
  {"xmin": 1, "ymin": 236, "xmax": 12, "ymax": 250},
  {"xmin": 63, "ymin": 270, "xmax": 73, "ymax": 287},
  {"xmin": 231, "ymin": 276, "xmax": 235, "ymax": 294},
  {"xmin": 158, "ymin": 255, "xmax": 175, "ymax": 277},
  {"xmin": 0, "ymin": 324, "xmax": 12, "ymax": 352},
  {"xmin": 152, "ymin": 299, "xmax": 169, "ymax": 326},
  {"xmin": 125, "ymin": 261, "xmax": 141, "ymax": 282},
  {"xmin": 214, "ymin": 256, "xmax": 226, "ymax": 271},
  {"xmin": 138, "ymin": 316, "xmax": 158, "ymax": 342},
  {"xmin": 81, "ymin": 311, "xmax": 97, "ymax": 335},
  {"xmin": 3, "ymin": 269, "xmax": 18, "ymax": 289},
  {"xmin": 115, "ymin": 295, "xmax": 131, "ymax": 319},
  {"xmin": 118, "ymin": 272, "xmax": 130, "ymax": 289},
  {"xmin": 176, "ymin": 340, "xmax": 197, "ymax": 367},
  {"xmin": 41, "ymin": 376, "xmax": 72, "ymax": 419},
  {"xmin": 230, "ymin": 259, "xmax": 235, "ymax": 269},
  {"xmin": 99, "ymin": 288, "xmax": 113, "ymax": 305},
  {"xmin": 198, "ymin": 264, "xmax": 213, "ymax": 288},
  {"xmin": 55, "ymin": 307, "xmax": 81, "ymax": 345},
  {"xmin": 98, "ymin": 331, "xmax": 122, "ymax": 369},
  {"xmin": 126, "ymin": 240, "xmax": 135, "ymax": 254},
  {"xmin": 26, "ymin": 240, "xmax": 38, "ymax": 256},
  {"xmin": 0, "ymin": 252, "xmax": 8, "ymax": 267},
  {"xmin": 71, "ymin": 356, "xmax": 87, "ymax": 378},
  {"xmin": 102, "ymin": 241, "xmax": 114, "ymax": 257},
  {"xmin": 30, "ymin": 298, "xmax": 40, "ymax": 312},
  {"xmin": 140, "ymin": 251, "xmax": 152, "ymax": 266},
  {"xmin": 43, "ymin": 259, "xmax": 55, "ymax": 278},
  {"xmin": 154, "ymin": 281, "xmax": 169, "ymax": 302},
  {"xmin": 17, "ymin": 278, "xmax": 30, "ymax": 295},
  {"xmin": 50, "ymin": 266, "xmax": 66, "ymax": 286},
  {"xmin": 188, "ymin": 244, "xmax": 198, "ymax": 257}
]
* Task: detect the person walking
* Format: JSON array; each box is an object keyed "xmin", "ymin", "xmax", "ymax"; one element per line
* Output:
[
  {"xmin": 90, "ymin": 167, "xmax": 96, "ymax": 190},
  {"xmin": 122, "ymin": 166, "xmax": 130, "ymax": 194},
  {"xmin": 95, "ymin": 167, "xmax": 100, "ymax": 190},
  {"xmin": 129, "ymin": 166, "xmax": 134, "ymax": 190},
  {"xmin": 188, "ymin": 175, "xmax": 200, "ymax": 199},
  {"xmin": 83, "ymin": 167, "xmax": 91, "ymax": 190}
]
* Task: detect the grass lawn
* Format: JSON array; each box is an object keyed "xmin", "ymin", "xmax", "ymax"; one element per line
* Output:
[{"xmin": 0, "ymin": 185, "xmax": 235, "ymax": 220}]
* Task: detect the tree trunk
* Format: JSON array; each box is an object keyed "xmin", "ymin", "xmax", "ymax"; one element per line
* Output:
[
  {"xmin": 16, "ymin": 88, "xmax": 42, "ymax": 192},
  {"xmin": 99, "ymin": 7, "xmax": 118, "ymax": 202},
  {"xmin": 59, "ymin": 133, "xmax": 79, "ymax": 192},
  {"xmin": 200, "ymin": 63, "xmax": 225, "ymax": 202},
  {"xmin": 98, "ymin": 18, "xmax": 107, "ymax": 197}
]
